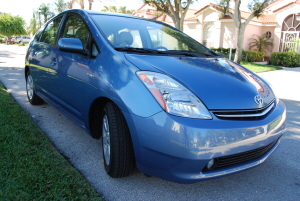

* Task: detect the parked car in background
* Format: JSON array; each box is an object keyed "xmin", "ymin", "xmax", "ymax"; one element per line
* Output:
[
  {"xmin": 4, "ymin": 37, "xmax": 16, "ymax": 44},
  {"xmin": 25, "ymin": 10, "xmax": 286, "ymax": 184},
  {"xmin": 16, "ymin": 36, "xmax": 31, "ymax": 43}
]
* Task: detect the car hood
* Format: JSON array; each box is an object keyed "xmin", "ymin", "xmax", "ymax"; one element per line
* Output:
[{"xmin": 125, "ymin": 54, "xmax": 275, "ymax": 110}]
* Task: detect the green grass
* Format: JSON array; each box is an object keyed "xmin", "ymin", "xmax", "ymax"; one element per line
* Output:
[
  {"xmin": 0, "ymin": 83, "xmax": 102, "ymax": 200},
  {"xmin": 240, "ymin": 61, "xmax": 282, "ymax": 73}
]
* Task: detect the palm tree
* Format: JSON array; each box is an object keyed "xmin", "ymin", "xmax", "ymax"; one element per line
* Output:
[
  {"xmin": 38, "ymin": 3, "xmax": 55, "ymax": 23},
  {"xmin": 249, "ymin": 34, "xmax": 274, "ymax": 52},
  {"xmin": 118, "ymin": 6, "xmax": 134, "ymax": 14},
  {"xmin": 67, "ymin": 0, "xmax": 75, "ymax": 9},
  {"xmin": 54, "ymin": 0, "xmax": 67, "ymax": 14},
  {"xmin": 27, "ymin": 12, "xmax": 38, "ymax": 36},
  {"xmin": 101, "ymin": 6, "xmax": 118, "ymax": 13},
  {"xmin": 88, "ymin": 0, "xmax": 94, "ymax": 10},
  {"xmin": 75, "ymin": 0, "xmax": 84, "ymax": 9},
  {"xmin": 102, "ymin": 6, "xmax": 134, "ymax": 14}
]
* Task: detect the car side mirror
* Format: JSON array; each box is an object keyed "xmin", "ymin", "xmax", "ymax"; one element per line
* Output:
[{"xmin": 58, "ymin": 38, "xmax": 85, "ymax": 54}]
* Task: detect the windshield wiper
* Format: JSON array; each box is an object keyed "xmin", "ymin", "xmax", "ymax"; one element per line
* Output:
[
  {"xmin": 164, "ymin": 50, "xmax": 215, "ymax": 57},
  {"xmin": 114, "ymin": 47, "xmax": 162, "ymax": 54},
  {"xmin": 115, "ymin": 47, "xmax": 216, "ymax": 57}
]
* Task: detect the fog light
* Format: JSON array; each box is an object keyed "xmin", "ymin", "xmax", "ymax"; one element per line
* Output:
[{"xmin": 207, "ymin": 159, "xmax": 215, "ymax": 170}]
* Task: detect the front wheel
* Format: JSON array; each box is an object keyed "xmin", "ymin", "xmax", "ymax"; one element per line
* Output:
[
  {"xmin": 101, "ymin": 102, "xmax": 135, "ymax": 178},
  {"xmin": 26, "ymin": 72, "xmax": 44, "ymax": 105}
]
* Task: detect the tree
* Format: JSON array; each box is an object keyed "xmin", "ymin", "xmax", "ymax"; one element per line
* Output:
[
  {"xmin": 27, "ymin": 12, "xmax": 39, "ymax": 36},
  {"xmin": 88, "ymin": 0, "xmax": 94, "ymax": 10},
  {"xmin": 75, "ymin": 0, "xmax": 84, "ymax": 9},
  {"xmin": 39, "ymin": 3, "xmax": 55, "ymax": 23},
  {"xmin": 144, "ymin": 0, "xmax": 195, "ymax": 31},
  {"xmin": 102, "ymin": 6, "xmax": 134, "ymax": 14},
  {"xmin": 249, "ymin": 34, "xmax": 273, "ymax": 52},
  {"xmin": 0, "ymin": 14, "xmax": 26, "ymax": 43},
  {"xmin": 54, "ymin": 0, "xmax": 67, "ymax": 14},
  {"xmin": 102, "ymin": 5, "xmax": 118, "ymax": 12},
  {"xmin": 118, "ymin": 6, "xmax": 135, "ymax": 14},
  {"xmin": 68, "ymin": 0, "xmax": 111, "ymax": 10},
  {"xmin": 219, "ymin": 0, "xmax": 273, "ymax": 63},
  {"xmin": 67, "ymin": 0, "xmax": 75, "ymax": 9},
  {"xmin": 215, "ymin": 0, "xmax": 230, "ymax": 16}
]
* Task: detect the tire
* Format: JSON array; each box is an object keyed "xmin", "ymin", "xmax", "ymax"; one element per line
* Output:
[
  {"xmin": 101, "ymin": 102, "xmax": 135, "ymax": 178},
  {"xmin": 26, "ymin": 72, "xmax": 44, "ymax": 105}
]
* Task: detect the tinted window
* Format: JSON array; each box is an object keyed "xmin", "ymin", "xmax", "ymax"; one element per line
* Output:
[
  {"xmin": 61, "ymin": 14, "xmax": 90, "ymax": 49},
  {"xmin": 40, "ymin": 16, "xmax": 63, "ymax": 45}
]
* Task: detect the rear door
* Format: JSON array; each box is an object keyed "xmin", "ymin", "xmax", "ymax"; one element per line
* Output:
[{"xmin": 29, "ymin": 15, "xmax": 63, "ymax": 94}]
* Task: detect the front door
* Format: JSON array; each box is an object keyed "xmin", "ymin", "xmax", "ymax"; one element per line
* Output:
[
  {"xmin": 281, "ymin": 31, "xmax": 299, "ymax": 52},
  {"xmin": 49, "ymin": 13, "xmax": 92, "ymax": 125}
]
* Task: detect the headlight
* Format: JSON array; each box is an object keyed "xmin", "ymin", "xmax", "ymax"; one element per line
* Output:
[{"xmin": 137, "ymin": 71, "xmax": 212, "ymax": 119}]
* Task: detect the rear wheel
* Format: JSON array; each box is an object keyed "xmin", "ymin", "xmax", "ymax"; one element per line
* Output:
[
  {"xmin": 101, "ymin": 102, "xmax": 135, "ymax": 178},
  {"xmin": 26, "ymin": 72, "xmax": 44, "ymax": 105}
]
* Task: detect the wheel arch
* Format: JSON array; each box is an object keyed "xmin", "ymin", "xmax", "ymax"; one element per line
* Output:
[
  {"xmin": 88, "ymin": 96, "xmax": 111, "ymax": 139},
  {"xmin": 25, "ymin": 65, "xmax": 29, "ymax": 78}
]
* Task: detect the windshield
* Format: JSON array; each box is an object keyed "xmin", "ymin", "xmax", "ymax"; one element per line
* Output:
[{"xmin": 90, "ymin": 14, "xmax": 215, "ymax": 56}]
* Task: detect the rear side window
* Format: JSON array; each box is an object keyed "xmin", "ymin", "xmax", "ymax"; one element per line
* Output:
[
  {"xmin": 60, "ymin": 14, "xmax": 90, "ymax": 49},
  {"xmin": 40, "ymin": 16, "xmax": 63, "ymax": 45}
]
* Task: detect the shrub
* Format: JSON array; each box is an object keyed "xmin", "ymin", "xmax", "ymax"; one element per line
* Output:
[
  {"xmin": 210, "ymin": 47, "xmax": 236, "ymax": 55},
  {"xmin": 242, "ymin": 50, "xmax": 265, "ymax": 62},
  {"xmin": 210, "ymin": 47, "xmax": 236, "ymax": 60},
  {"xmin": 270, "ymin": 52, "xmax": 300, "ymax": 67}
]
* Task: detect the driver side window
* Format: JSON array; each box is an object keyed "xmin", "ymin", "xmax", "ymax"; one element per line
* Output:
[
  {"xmin": 40, "ymin": 16, "xmax": 63, "ymax": 45},
  {"xmin": 60, "ymin": 14, "xmax": 90, "ymax": 49}
]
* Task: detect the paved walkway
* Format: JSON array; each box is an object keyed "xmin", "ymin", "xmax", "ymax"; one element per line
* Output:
[{"xmin": 259, "ymin": 67, "xmax": 300, "ymax": 101}]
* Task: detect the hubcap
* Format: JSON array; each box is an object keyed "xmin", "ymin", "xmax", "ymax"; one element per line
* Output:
[
  {"xmin": 27, "ymin": 75, "xmax": 34, "ymax": 100},
  {"xmin": 102, "ymin": 115, "xmax": 110, "ymax": 166}
]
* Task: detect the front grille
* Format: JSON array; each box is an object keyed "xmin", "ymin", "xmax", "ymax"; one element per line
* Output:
[
  {"xmin": 203, "ymin": 139, "xmax": 278, "ymax": 172},
  {"xmin": 212, "ymin": 101, "xmax": 275, "ymax": 120}
]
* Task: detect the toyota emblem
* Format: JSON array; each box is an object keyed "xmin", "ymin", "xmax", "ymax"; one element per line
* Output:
[{"xmin": 254, "ymin": 95, "xmax": 263, "ymax": 105}]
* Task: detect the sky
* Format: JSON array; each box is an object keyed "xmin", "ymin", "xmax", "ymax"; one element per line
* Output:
[
  {"xmin": 0, "ymin": 0, "xmax": 214, "ymax": 25},
  {"xmin": 0, "ymin": 0, "xmax": 248, "ymax": 26}
]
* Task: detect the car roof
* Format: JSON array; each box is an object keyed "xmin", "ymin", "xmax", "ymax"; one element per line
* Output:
[
  {"xmin": 64, "ymin": 9, "xmax": 170, "ymax": 23},
  {"xmin": 53, "ymin": 9, "xmax": 177, "ymax": 32}
]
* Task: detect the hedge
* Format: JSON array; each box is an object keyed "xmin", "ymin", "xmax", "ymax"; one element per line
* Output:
[
  {"xmin": 210, "ymin": 47, "xmax": 236, "ymax": 60},
  {"xmin": 270, "ymin": 52, "xmax": 300, "ymax": 67},
  {"xmin": 210, "ymin": 47, "xmax": 236, "ymax": 54},
  {"xmin": 242, "ymin": 50, "xmax": 265, "ymax": 62},
  {"xmin": 210, "ymin": 48, "xmax": 265, "ymax": 62}
]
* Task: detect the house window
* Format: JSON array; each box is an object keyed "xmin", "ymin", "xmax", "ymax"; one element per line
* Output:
[
  {"xmin": 203, "ymin": 22, "xmax": 215, "ymax": 48},
  {"xmin": 266, "ymin": 31, "xmax": 272, "ymax": 39}
]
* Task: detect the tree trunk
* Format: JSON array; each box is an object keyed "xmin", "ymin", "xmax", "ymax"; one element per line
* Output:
[
  {"xmin": 89, "ymin": 0, "xmax": 93, "ymax": 10},
  {"xmin": 171, "ymin": 15, "xmax": 181, "ymax": 30},
  {"xmin": 234, "ymin": 25, "xmax": 245, "ymax": 64}
]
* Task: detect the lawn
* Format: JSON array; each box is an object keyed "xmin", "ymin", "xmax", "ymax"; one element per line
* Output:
[
  {"xmin": 240, "ymin": 61, "xmax": 282, "ymax": 73},
  {"xmin": 0, "ymin": 82, "xmax": 102, "ymax": 200}
]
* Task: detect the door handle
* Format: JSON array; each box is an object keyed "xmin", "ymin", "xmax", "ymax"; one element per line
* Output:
[
  {"xmin": 87, "ymin": 73, "xmax": 94, "ymax": 78},
  {"xmin": 50, "ymin": 58, "xmax": 57, "ymax": 66},
  {"xmin": 32, "ymin": 51, "xmax": 38, "ymax": 57}
]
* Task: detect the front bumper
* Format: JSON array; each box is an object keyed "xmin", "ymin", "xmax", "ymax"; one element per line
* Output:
[{"xmin": 124, "ymin": 101, "xmax": 286, "ymax": 184}]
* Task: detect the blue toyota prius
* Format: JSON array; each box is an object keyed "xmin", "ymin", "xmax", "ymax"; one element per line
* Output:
[{"xmin": 25, "ymin": 9, "xmax": 286, "ymax": 184}]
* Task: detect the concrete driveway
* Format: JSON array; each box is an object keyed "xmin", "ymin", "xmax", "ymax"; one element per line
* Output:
[{"xmin": 1, "ymin": 44, "xmax": 299, "ymax": 200}]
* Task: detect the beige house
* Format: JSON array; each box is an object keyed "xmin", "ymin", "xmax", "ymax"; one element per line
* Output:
[{"xmin": 133, "ymin": 0, "xmax": 300, "ymax": 55}]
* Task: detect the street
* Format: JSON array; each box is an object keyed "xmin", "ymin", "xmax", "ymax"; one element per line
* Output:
[{"xmin": 0, "ymin": 44, "xmax": 299, "ymax": 200}]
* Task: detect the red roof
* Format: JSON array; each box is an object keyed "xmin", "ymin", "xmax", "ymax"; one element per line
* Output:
[{"xmin": 273, "ymin": 0, "xmax": 300, "ymax": 12}]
